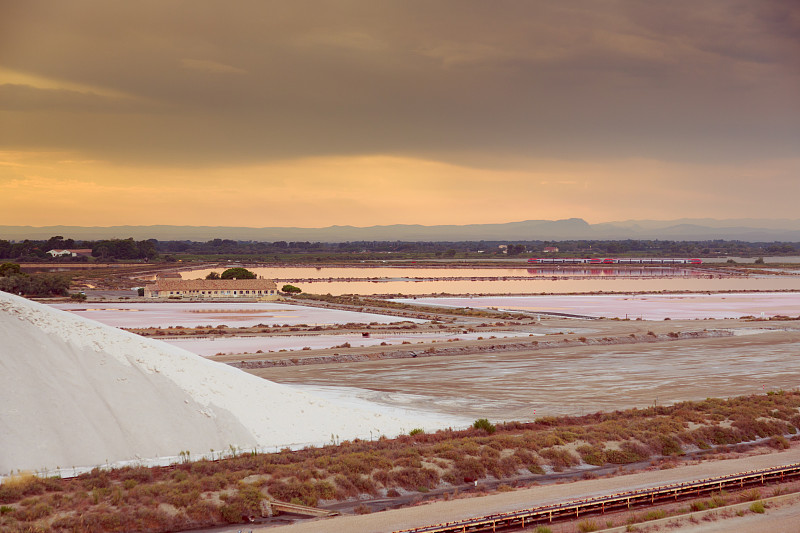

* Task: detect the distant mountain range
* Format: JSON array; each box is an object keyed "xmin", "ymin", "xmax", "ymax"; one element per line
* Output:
[{"xmin": 3, "ymin": 218, "xmax": 800, "ymax": 242}]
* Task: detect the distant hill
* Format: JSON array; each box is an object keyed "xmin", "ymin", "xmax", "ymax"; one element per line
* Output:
[{"xmin": 2, "ymin": 218, "xmax": 800, "ymax": 242}]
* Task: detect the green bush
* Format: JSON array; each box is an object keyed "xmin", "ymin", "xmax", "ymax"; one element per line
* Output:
[
  {"xmin": 473, "ymin": 418, "xmax": 496, "ymax": 434},
  {"xmin": 221, "ymin": 267, "xmax": 256, "ymax": 279},
  {"xmin": 281, "ymin": 284, "xmax": 302, "ymax": 294}
]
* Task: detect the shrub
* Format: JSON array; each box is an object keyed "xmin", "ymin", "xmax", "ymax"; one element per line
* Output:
[
  {"xmin": 0, "ymin": 476, "xmax": 36, "ymax": 503},
  {"xmin": 219, "ymin": 502, "xmax": 245, "ymax": 523},
  {"xmin": 281, "ymin": 284, "xmax": 302, "ymax": 294},
  {"xmin": 453, "ymin": 458, "xmax": 486, "ymax": 481},
  {"xmin": 769, "ymin": 435, "xmax": 790, "ymax": 449},
  {"xmin": 14, "ymin": 502, "xmax": 53, "ymax": 521},
  {"xmin": 473, "ymin": 418, "xmax": 496, "ymax": 434},
  {"xmin": 539, "ymin": 448, "xmax": 580, "ymax": 470},
  {"xmin": 750, "ymin": 500, "xmax": 765, "ymax": 513},
  {"xmin": 739, "ymin": 488, "xmax": 761, "ymax": 502},
  {"xmin": 605, "ymin": 441, "xmax": 651, "ymax": 464},
  {"xmin": 577, "ymin": 445, "xmax": 606, "ymax": 466},
  {"xmin": 389, "ymin": 467, "xmax": 439, "ymax": 491},
  {"xmin": 186, "ymin": 500, "xmax": 220, "ymax": 522},
  {"xmin": 120, "ymin": 466, "xmax": 154, "ymax": 483},
  {"xmin": 640, "ymin": 509, "xmax": 667, "ymax": 521}
]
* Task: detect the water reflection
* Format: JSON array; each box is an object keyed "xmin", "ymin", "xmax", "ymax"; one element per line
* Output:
[
  {"xmin": 181, "ymin": 266, "xmax": 705, "ymax": 281},
  {"xmin": 176, "ymin": 266, "xmax": 800, "ymax": 296}
]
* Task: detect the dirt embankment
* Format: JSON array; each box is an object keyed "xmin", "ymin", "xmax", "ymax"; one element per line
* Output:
[{"xmin": 227, "ymin": 328, "xmax": 736, "ymax": 369}]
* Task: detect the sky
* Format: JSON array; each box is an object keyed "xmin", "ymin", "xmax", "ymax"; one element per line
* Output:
[{"xmin": 1, "ymin": 0, "xmax": 799, "ymax": 228}]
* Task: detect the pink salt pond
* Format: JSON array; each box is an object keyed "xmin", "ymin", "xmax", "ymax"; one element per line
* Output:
[
  {"xmin": 49, "ymin": 302, "xmax": 424, "ymax": 328},
  {"xmin": 396, "ymin": 292, "xmax": 800, "ymax": 321}
]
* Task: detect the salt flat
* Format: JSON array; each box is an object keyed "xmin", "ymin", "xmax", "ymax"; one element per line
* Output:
[{"xmin": 260, "ymin": 329, "xmax": 800, "ymax": 421}]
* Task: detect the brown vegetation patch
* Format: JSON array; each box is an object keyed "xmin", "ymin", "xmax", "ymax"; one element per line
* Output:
[{"xmin": 2, "ymin": 391, "xmax": 800, "ymax": 532}]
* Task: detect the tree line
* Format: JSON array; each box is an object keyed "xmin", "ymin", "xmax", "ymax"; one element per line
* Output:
[
  {"xmin": 0, "ymin": 263, "xmax": 71, "ymax": 297},
  {"xmin": 1, "ymin": 235, "xmax": 799, "ymax": 262},
  {"xmin": 0, "ymin": 237, "xmax": 157, "ymax": 262}
]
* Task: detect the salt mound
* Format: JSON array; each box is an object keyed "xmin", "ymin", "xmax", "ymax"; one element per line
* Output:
[{"xmin": 0, "ymin": 292, "xmax": 445, "ymax": 475}]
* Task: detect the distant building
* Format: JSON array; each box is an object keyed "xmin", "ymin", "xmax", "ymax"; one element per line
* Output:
[
  {"xmin": 143, "ymin": 278, "xmax": 279, "ymax": 299},
  {"xmin": 46, "ymin": 249, "xmax": 93, "ymax": 258},
  {"xmin": 543, "ymin": 246, "xmax": 559, "ymax": 253}
]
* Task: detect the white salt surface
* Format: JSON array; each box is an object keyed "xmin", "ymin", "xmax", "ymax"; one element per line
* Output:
[
  {"xmin": 0, "ymin": 293, "xmax": 455, "ymax": 475},
  {"xmin": 49, "ymin": 301, "xmax": 423, "ymax": 328},
  {"xmin": 397, "ymin": 292, "xmax": 800, "ymax": 320},
  {"xmin": 165, "ymin": 331, "xmax": 537, "ymax": 356}
]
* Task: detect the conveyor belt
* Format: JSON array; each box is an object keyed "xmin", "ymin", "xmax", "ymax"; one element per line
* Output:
[{"xmin": 393, "ymin": 462, "xmax": 800, "ymax": 533}]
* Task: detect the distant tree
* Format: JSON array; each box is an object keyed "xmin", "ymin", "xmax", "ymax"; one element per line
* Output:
[
  {"xmin": 506, "ymin": 244, "xmax": 526, "ymax": 256},
  {"xmin": 0, "ymin": 263, "xmax": 22, "ymax": 277},
  {"xmin": 92, "ymin": 238, "xmax": 157, "ymax": 260},
  {"xmin": 206, "ymin": 271, "xmax": 221, "ymax": 280},
  {"xmin": 220, "ymin": 267, "xmax": 256, "ymax": 279},
  {"xmin": 28, "ymin": 273, "xmax": 71, "ymax": 296},
  {"xmin": 281, "ymin": 284, "xmax": 302, "ymax": 294},
  {"xmin": 0, "ymin": 271, "xmax": 69, "ymax": 297},
  {"xmin": 754, "ymin": 257, "xmax": 765, "ymax": 264}
]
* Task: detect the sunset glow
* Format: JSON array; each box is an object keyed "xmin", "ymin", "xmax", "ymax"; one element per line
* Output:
[{"xmin": 1, "ymin": 1, "xmax": 798, "ymax": 227}]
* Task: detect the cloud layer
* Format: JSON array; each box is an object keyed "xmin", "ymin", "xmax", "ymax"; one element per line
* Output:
[{"xmin": 1, "ymin": 0, "xmax": 798, "ymax": 225}]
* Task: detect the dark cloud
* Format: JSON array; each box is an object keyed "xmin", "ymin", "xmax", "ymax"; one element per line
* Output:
[{"xmin": 1, "ymin": 0, "xmax": 798, "ymax": 166}]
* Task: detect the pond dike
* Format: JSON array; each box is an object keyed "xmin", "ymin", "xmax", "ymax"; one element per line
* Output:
[{"xmin": 229, "ymin": 329, "xmax": 735, "ymax": 369}]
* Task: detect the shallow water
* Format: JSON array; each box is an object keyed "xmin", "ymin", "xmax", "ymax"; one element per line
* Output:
[
  {"xmin": 398, "ymin": 292, "xmax": 800, "ymax": 320},
  {"xmin": 49, "ymin": 302, "xmax": 423, "ymax": 328},
  {"xmin": 165, "ymin": 330, "xmax": 538, "ymax": 356},
  {"xmin": 181, "ymin": 265, "xmax": 703, "ymax": 280},
  {"xmin": 263, "ymin": 333, "xmax": 800, "ymax": 422},
  {"xmin": 171, "ymin": 265, "xmax": 800, "ymax": 295}
]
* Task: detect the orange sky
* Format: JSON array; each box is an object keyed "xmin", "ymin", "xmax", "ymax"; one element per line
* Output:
[{"xmin": 1, "ymin": 1, "xmax": 799, "ymax": 228}]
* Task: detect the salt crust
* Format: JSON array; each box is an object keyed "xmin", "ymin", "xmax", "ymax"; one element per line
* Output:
[{"xmin": 0, "ymin": 292, "xmax": 453, "ymax": 475}]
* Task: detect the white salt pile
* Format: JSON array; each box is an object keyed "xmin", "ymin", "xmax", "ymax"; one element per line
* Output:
[{"xmin": 0, "ymin": 292, "xmax": 452, "ymax": 475}]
